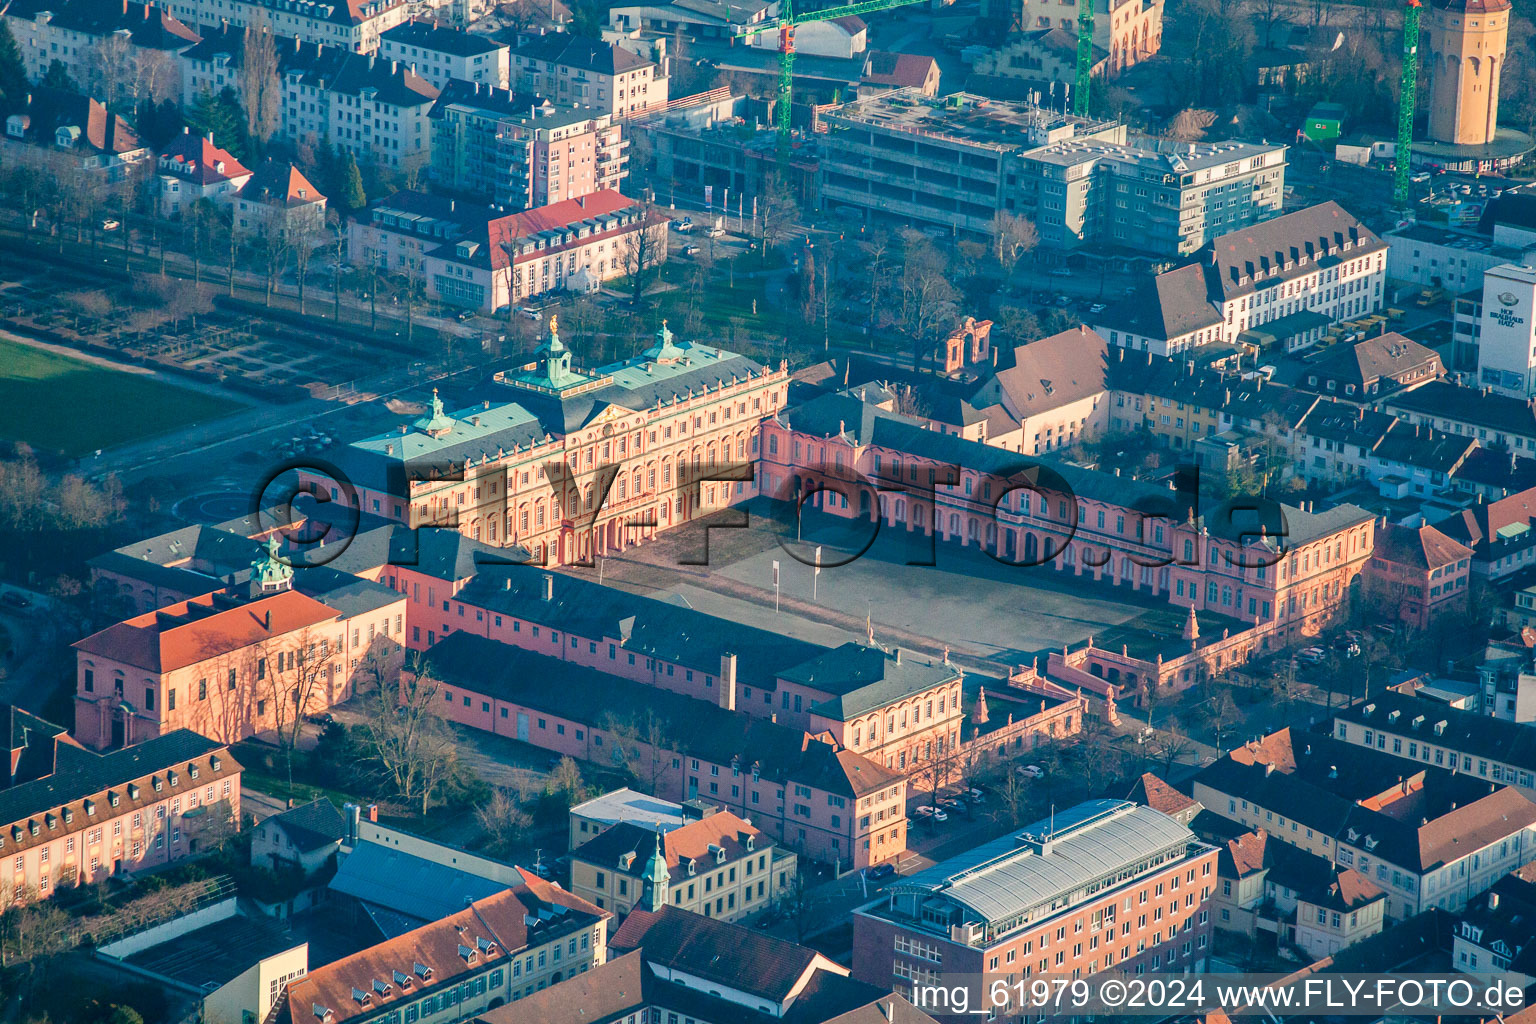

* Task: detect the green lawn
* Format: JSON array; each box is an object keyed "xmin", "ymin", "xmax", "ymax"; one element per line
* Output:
[{"xmin": 0, "ymin": 337, "xmax": 238, "ymax": 457}]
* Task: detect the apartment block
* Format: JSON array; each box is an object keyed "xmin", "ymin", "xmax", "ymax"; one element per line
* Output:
[
  {"xmin": 3, "ymin": 0, "xmax": 199, "ymax": 98},
  {"xmin": 508, "ymin": 32, "xmax": 666, "ymax": 118},
  {"xmin": 278, "ymin": 45, "xmax": 440, "ymax": 171},
  {"xmin": 1475, "ymin": 263, "xmax": 1536, "ymax": 398},
  {"xmin": 429, "ymin": 82, "xmax": 625, "ymax": 209},
  {"xmin": 852, "ymin": 800, "xmax": 1217, "ymax": 1022},
  {"xmin": 0, "ymin": 706, "xmax": 241, "ymax": 900},
  {"xmin": 379, "ymin": 19, "xmax": 508, "ymax": 89},
  {"xmin": 161, "ymin": 0, "xmax": 414, "ymax": 52}
]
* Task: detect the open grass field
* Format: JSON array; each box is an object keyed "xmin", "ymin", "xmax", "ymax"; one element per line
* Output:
[{"xmin": 0, "ymin": 336, "xmax": 238, "ymax": 458}]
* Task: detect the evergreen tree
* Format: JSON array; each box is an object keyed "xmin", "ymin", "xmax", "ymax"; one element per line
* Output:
[
  {"xmin": 339, "ymin": 150, "xmax": 366, "ymax": 210},
  {"xmin": 134, "ymin": 97, "xmax": 185, "ymax": 150},
  {"xmin": 39, "ymin": 59, "xmax": 77, "ymax": 92},
  {"xmin": 0, "ymin": 22, "xmax": 27, "ymax": 117},
  {"xmin": 186, "ymin": 89, "xmax": 247, "ymax": 160}
]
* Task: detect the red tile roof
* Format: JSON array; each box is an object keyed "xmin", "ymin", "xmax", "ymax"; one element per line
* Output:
[
  {"xmin": 73, "ymin": 590, "xmax": 341, "ymax": 673},
  {"xmin": 158, "ymin": 130, "xmax": 252, "ymax": 184},
  {"xmin": 1132, "ymin": 772, "xmax": 1197, "ymax": 817},
  {"xmin": 1372, "ymin": 522, "xmax": 1472, "ymax": 571},
  {"xmin": 283, "ymin": 883, "xmax": 605, "ymax": 1024},
  {"xmin": 862, "ymin": 51, "xmax": 938, "ymax": 88}
]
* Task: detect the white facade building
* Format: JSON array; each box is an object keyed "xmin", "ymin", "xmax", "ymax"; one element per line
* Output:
[{"xmin": 1476, "ymin": 263, "xmax": 1536, "ymax": 398}]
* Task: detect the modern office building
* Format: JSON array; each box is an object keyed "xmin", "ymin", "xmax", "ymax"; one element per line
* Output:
[
  {"xmin": 852, "ymin": 800, "xmax": 1217, "ymax": 1019},
  {"xmin": 819, "ymin": 90, "xmax": 1285, "ymax": 255},
  {"xmin": 1475, "ymin": 262, "xmax": 1536, "ymax": 397}
]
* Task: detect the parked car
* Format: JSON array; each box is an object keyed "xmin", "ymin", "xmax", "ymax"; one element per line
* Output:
[
  {"xmin": 1088, "ymin": 302, "xmax": 1107, "ymax": 314},
  {"xmin": 1018, "ymin": 764, "xmax": 1044, "ymax": 778},
  {"xmin": 100, "ymin": 219, "xmax": 120, "ymax": 232},
  {"xmin": 304, "ymin": 712, "xmax": 336, "ymax": 726},
  {"xmin": 707, "ymin": 226, "xmax": 726, "ymax": 238},
  {"xmin": 913, "ymin": 804, "xmax": 935, "ymax": 817},
  {"xmin": 518, "ymin": 307, "xmax": 543, "ymax": 321},
  {"xmin": 868, "ymin": 862, "xmax": 897, "ymax": 880},
  {"xmin": 1048, "ymin": 267, "xmax": 1073, "ymax": 278},
  {"xmin": 967, "ymin": 788, "xmax": 985, "ymax": 802},
  {"xmin": 683, "ymin": 244, "xmax": 702, "ymax": 256},
  {"xmin": 0, "ymin": 592, "xmax": 30, "ymax": 609},
  {"xmin": 673, "ymin": 218, "xmax": 694, "ymax": 233},
  {"xmin": 938, "ymin": 797, "xmax": 963, "ymax": 811},
  {"xmin": 931, "ymin": 809, "xmax": 949, "ymax": 822},
  {"xmin": 1296, "ymin": 646, "xmax": 1327, "ymax": 664}
]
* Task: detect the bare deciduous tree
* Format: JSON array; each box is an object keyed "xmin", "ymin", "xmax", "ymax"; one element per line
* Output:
[
  {"xmin": 618, "ymin": 211, "xmax": 668, "ymax": 307},
  {"xmin": 990, "ymin": 212, "xmax": 1038, "ymax": 276},
  {"xmin": 239, "ymin": 16, "xmax": 283, "ymax": 147},
  {"xmin": 360, "ymin": 658, "xmax": 461, "ymax": 814}
]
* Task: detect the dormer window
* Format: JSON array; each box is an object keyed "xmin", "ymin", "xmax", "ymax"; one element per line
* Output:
[
  {"xmin": 168, "ymin": 770, "xmax": 179, "ymax": 787},
  {"xmin": 210, "ymin": 756, "xmax": 221, "ymax": 772},
  {"xmin": 189, "ymin": 764, "xmax": 200, "ymax": 780},
  {"xmin": 312, "ymin": 1005, "xmax": 333, "ymax": 1023},
  {"xmin": 84, "ymin": 799, "xmax": 96, "ymax": 816},
  {"xmin": 458, "ymin": 945, "xmax": 478, "ymax": 964},
  {"xmin": 153, "ymin": 777, "xmax": 163, "ymax": 792},
  {"xmin": 393, "ymin": 970, "xmax": 413, "ymax": 989},
  {"xmin": 414, "ymin": 963, "xmax": 433, "ymax": 981},
  {"xmin": 351, "ymin": 988, "xmax": 371, "ymax": 1006},
  {"xmin": 372, "ymin": 980, "xmax": 391, "ymax": 997},
  {"xmin": 128, "ymin": 783, "xmax": 140, "ymax": 799},
  {"xmin": 108, "ymin": 792, "xmax": 120, "ymax": 807}
]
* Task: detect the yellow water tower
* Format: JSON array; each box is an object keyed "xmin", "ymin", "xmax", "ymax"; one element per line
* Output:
[{"xmin": 1425, "ymin": 0, "xmax": 1510, "ymax": 146}]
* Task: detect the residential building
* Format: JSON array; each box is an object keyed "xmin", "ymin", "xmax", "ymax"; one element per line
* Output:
[
  {"xmin": 1384, "ymin": 380, "xmax": 1536, "ymax": 457},
  {"xmin": 1293, "ymin": 866, "xmax": 1388, "ymax": 959},
  {"xmin": 477, "ymin": 904, "xmax": 935, "ymax": 1024},
  {"xmin": 1105, "ymin": 348, "xmax": 1230, "ymax": 447},
  {"xmin": 422, "ymin": 190, "xmax": 663, "ymax": 310},
  {"xmin": 1129, "ymin": 772, "xmax": 1202, "ymax": 827},
  {"xmin": 1331, "ymin": 690, "xmax": 1536, "ymax": 797},
  {"xmin": 161, "ymin": 0, "xmax": 414, "ymax": 53},
  {"xmin": 569, "ymin": 810, "xmax": 795, "ymax": 922},
  {"xmin": 508, "ymin": 33, "xmax": 667, "ymax": 118},
  {"xmin": 0, "ymin": 706, "xmax": 241, "ymax": 899},
  {"xmin": 1, "ymin": 88, "xmax": 149, "ymax": 182},
  {"xmin": 568, "ymin": 789, "xmax": 700, "ymax": 849},
  {"xmin": 1476, "ymin": 639, "xmax": 1536, "ymax": 723},
  {"xmin": 349, "ymin": 189, "xmax": 494, "ymax": 273},
  {"xmin": 1208, "ymin": 828, "xmax": 1386, "ymax": 958},
  {"xmin": 994, "ymin": 0, "xmax": 1163, "ymax": 73},
  {"xmin": 1362, "ymin": 522, "xmax": 1473, "ymax": 631},
  {"xmin": 429, "ymin": 82, "xmax": 625, "ymax": 209},
  {"xmin": 1294, "ymin": 333, "xmax": 1443, "ymax": 401},
  {"xmin": 379, "ymin": 19, "xmax": 508, "ymax": 88},
  {"xmin": 3, "ymin": 0, "xmax": 199, "ymax": 98},
  {"xmin": 859, "ymin": 52, "xmax": 940, "ymax": 97},
  {"xmin": 819, "ymin": 90, "xmax": 1285, "ymax": 253},
  {"xmin": 1385, "ymin": 222, "xmax": 1534, "ymax": 294},
  {"xmin": 415, "ymin": 631, "xmax": 909, "ymax": 869},
  {"xmin": 250, "ymin": 798, "xmax": 346, "ymax": 876},
  {"xmin": 964, "ymin": 326, "xmax": 1110, "ymax": 455},
  {"xmin": 1452, "ymin": 870, "xmax": 1536, "ymax": 982},
  {"xmin": 329, "ymin": 826, "xmax": 523, "ymax": 932},
  {"xmin": 277, "ymin": 878, "xmax": 609, "ymax": 1024},
  {"xmin": 152, "ymin": 129, "xmax": 253, "ymax": 219},
  {"xmin": 1195, "ymin": 724, "xmax": 1536, "ymax": 920},
  {"xmin": 1368, "ymin": 424, "xmax": 1479, "ymax": 498},
  {"xmin": 329, "ymin": 319, "xmax": 781, "ymax": 566},
  {"xmin": 607, "ymin": 0, "xmax": 776, "ymax": 40},
  {"xmin": 969, "ymin": 28, "xmax": 1108, "ymax": 95},
  {"xmin": 72, "ymin": 537, "xmax": 407, "ymax": 748},
  {"xmin": 748, "ymin": 13, "xmax": 866, "ymax": 58},
  {"xmin": 1096, "ymin": 201, "xmax": 1386, "ymax": 355},
  {"xmin": 1094, "ymin": 264, "xmax": 1226, "ymax": 357},
  {"xmin": 232, "ymin": 160, "xmax": 328, "ymax": 236},
  {"xmin": 1475, "ymin": 263, "xmax": 1536, "ymax": 398},
  {"xmin": 852, "ymin": 800, "xmax": 1217, "ymax": 1020},
  {"xmin": 1434, "ymin": 485, "xmax": 1536, "ymax": 580},
  {"xmin": 1293, "ymin": 400, "xmax": 1397, "ymax": 487},
  {"xmin": 277, "ymin": 45, "xmax": 440, "ymax": 170}
]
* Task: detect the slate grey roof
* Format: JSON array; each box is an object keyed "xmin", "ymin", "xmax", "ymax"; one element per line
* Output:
[
  {"xmin": 264, "ymin": 797, "xmax": 346, "ymax": 852},
  {"xmin": 381, "ymin": 19, "xmax": 504, "ymax": 56},
  {"xmin": 1095, "ymin": 263, "xmax": 1222, "ymax": 341},
  {"xmin": 1336, "ymin": 690, "xmax": 1536, "ymax": 772},
  {"xmin": 331, "ymin": 839, "xmax": 510, "ymax": 925},
  {"xmin": 511, "ymin": 32, "xmax": 654, "ymax": 74},
  {"xmin": 1200, "ymin": 201, "xmax": 1384, "ymax": 303},
  {"xmin": 887, "ymin": 800, "xmax": 1199, "ymax": 927},
  {"xmin": 779, "ymin": 643, "xmax": 959, "ymax": 721}
]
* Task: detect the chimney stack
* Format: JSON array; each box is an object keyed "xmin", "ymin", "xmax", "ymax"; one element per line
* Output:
[{"xmin": 719, "ymin": 652, "xmax": 738, "ymax": 711}]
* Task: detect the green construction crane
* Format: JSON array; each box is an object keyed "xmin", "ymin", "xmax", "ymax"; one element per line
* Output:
[
  {"xmin": 1074, "ymin": 0, "xmax": 1094, "ymax": 116},
  {"xmin": 734, "ymin": 0, "xmax": 931, "ymax": 155},
  {"xmin": 1395, "ymin": 0, "xmax": 1422, "ymax": 209}
]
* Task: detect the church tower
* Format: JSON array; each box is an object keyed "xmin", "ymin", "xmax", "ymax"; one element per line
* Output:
[
  {"xmin": 640, "ymin": 832, "xmax": 669, "ymax": 912},
  {"xmin": 1425, "ymin": 0, "xmax": 1510, "ymax": 146}
]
